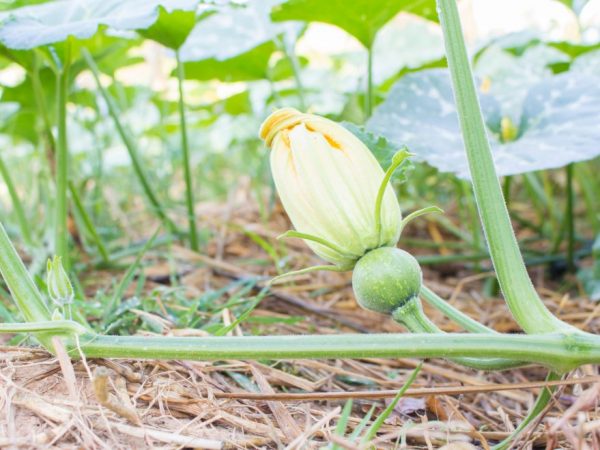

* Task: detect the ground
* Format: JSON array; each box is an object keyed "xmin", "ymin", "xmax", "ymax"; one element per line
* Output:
[{"xmin": 1, "ymin": 193, "xmax": 599, "ymax": 449}]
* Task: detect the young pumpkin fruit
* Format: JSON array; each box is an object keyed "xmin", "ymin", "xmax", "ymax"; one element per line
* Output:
[{"xmin": 352, "ymin": 247, "xmax": 422, "ymax": 314}]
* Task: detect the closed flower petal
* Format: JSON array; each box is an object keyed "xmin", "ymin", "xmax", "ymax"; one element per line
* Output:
[{"xmin": 260, "ymin": 108, "xmax": 402, "ymax": 267}]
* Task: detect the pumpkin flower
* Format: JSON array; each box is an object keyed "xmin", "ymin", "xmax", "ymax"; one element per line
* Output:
[{"xmin": 259, "ymin": 108, "xmax": 402, "ymax": 270}]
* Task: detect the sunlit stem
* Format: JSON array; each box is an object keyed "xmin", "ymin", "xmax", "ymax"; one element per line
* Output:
[
  {"xmin": 399, "ymin": 206, "xmax": 443, "ymax": 234},
  {"xmin": 278, "ymin": 230, "xmax": 351, "ymax": 257},
  {"xmin": 66, "ymin": 332, "xmax": 600, "ymax": 373},
  {"xmin": 392, "ymin": 298, "xmax": 526, "ymax": 370},
  {"xmin": 55, "ymin": 38, "xmax": 72, "ymax": 267},
  {"xmin": 269, "ymin": 264, "xmax": 348, "ymax": 286},
  {"xmin": 436, "ymin": 0, "xmax": 575, "ymax": 334},
  {"xmin": 374, "ymin": 148, "xmax": 411, "ymax": 243},
  {"xmin": 175, "ymin": 49, "xmax": 199, "ymax": 251},
  {"xmin": 420, "ymin": 285, "xmax": 496, "ymax": 334}
]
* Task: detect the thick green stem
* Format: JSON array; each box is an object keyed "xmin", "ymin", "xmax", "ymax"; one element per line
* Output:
[
  {"xmin": 55, "ymin": 40, "xmax": 72, "ymax": 267},
  {"xmin": 175, "ymin": 50, "xmax": 199, "ymax": 251},
  {"xmin": 69, "ymin": 331, "xmax": 600, "ymax": 372},
  {"xmin": 436, "ymin": 0, "xmax": 573, "ymax": 334},
  {"xmin": 393, "ymin": 299, "xmax": 525, "ymax": 370},
  {"xmin": 82, "ymin": 49, "xmax": 178, "ymax": 235},
  {"xmin": 0, "ymin": 154, "xmax": 32, "ymax": 245}
]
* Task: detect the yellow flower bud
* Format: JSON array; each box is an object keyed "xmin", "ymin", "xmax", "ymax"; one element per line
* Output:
[{"xmin": 260, "ymin": 108, "xmax": 402, "ymax": 268}]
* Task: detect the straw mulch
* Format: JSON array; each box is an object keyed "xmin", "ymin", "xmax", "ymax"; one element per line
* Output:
[{"xmin": 2, "ymin": 189, "xmax": 599, "ymax": 449}]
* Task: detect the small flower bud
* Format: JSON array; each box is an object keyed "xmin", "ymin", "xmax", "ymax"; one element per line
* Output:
[
  {"xmin": 46, "ymin": 256, "xmax": 73, "ymax": 307},
  {"xmin": 51, "ymin": 308, "xmax": 64, "ymax": 321},
  {"xmin": 352, "ymin": 247, "xmax": 422, "ymax": 314}
]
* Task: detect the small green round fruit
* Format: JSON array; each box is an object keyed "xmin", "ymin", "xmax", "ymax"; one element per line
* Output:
[{"xmin": 352, "ymin": 247, "xmax": 422, "ymax": 314}]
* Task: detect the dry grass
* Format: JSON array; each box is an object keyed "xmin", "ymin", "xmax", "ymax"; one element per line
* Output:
[{"xmin": 1, "ymin": 190, "xmax": 600, "ymax": 449}]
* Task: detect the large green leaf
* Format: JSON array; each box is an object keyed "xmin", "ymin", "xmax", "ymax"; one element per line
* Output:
[
  {"xmin": 0, "ymin": 33, "xmax": 140, "ymax": 138},
  {"xmin": 367, "ymin": 69, "xmax": 600, "ymax": 178},
  {"xmin": 138, "ymin": 6, "xmax": 196, "ymax": 50},
  {"xmin": 0, "ymin": 0, "xmax": 198, "ymax": 50},
  {"xmin": 182, "ymin": 40, "xmax": 277, "ymax": 82},
  {"xmin": 179, "ymin": 0, "xmax": 299, "ymax": 62},
  {"xmin": 0, "ymin": 101, "xmax": 37, "ymax": 143},
  {"xmin": 372, "ymin": 17, "xmax": 443, "ymax": 85},
  {"xmin": 472, "ymin": 32, "xmax": 600, "ymax": 76},
  {"xmin": 271, "ymin": 0, "xmax": 437, "ymax": 48}
]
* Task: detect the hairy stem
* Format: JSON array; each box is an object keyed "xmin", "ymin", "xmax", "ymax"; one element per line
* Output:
[
  {"xmin": 436, "ymin": 0, "xmax": 573, "ymax": 334},
  {"xmin": 69, "ymin": 331, "xmax": 600, "ymax": 373},
  {"xmin": 421, "ymin": 285, "xmax": 496, "ymax": 334}
]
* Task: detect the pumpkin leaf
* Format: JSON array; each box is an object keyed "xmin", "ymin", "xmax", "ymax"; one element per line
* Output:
[
  {"xmin": 0, "ymin": 0, "xmax": 198, "ymax": 50},
  {"xmin": 270, "ymin": 0, "xmax": 437, "ymax": 49},
  {"xmin": 180, "ymin": 0, "xmax": 295, "ymax": 62},
  {"xmin": 367, "ymin": 69, "xmax": 600, "ymax": 178},
  {"xmin": 138, "ymin": 5, "xmax": 197, "ymax": 50},
  {"xmin": 182, "ymin": 40, "xmax": 277, "ymax": 82}
]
